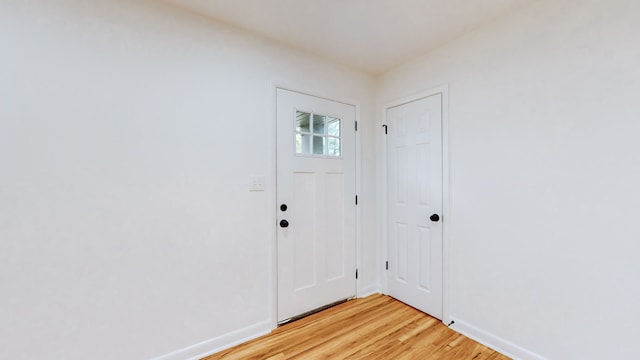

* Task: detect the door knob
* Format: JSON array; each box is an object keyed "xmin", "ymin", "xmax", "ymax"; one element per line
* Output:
[
  {"xmin": 280, "ymin": 204, "xmax": 288, "ymax": 211},
  {"xmin": 429, "ymin": 214, "xmax": 440, "ymax": 222},
  {"xmin": 280, "ymin": 219, "xmax": 289, "ymax": 228}
]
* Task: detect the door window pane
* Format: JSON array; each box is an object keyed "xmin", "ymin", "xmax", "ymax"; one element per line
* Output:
[
  {"xmin": 327, "ymin": 137, "xmax": 340, "ymax": 157},
  {"xmin": 312, "ymin": 136, "xmax": 325, "ymax": 155},
  {"xmin": 296, "ymin": 111, "xmax": 311, "ymax": 132},
  {"xmin": 327, "ymin": 117, "xmax": 340, "ymax": 136},
  {"xmin": 296, "ymin": 133, "xmax": 312, "ymax": 155},
  {"xmin": 312, "ymin": 114, "xmax": 325, "ymax": 134}
]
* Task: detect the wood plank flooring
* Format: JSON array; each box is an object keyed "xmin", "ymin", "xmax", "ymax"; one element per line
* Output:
[{"xmin": 203, "ymin": 294, "xmax": 510, "ymax": 360}]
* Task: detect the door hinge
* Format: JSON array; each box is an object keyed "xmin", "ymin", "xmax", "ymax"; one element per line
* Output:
[
  {"xmin": 355, "ymin": 195, "xmax": 358, "ymax": 205},
  {"xmin": 382, "ymin": 124, "xmax": 388, "ymax": 134},
  {"xmin": 355, "ymin": 121, "xmax": 358, "ymax": 131},
  {"xmin": 385, "ymin": 261, "xmax": 389, "ymax": 270},
  {"xmin": 356, "ymin": 269, "xmax": 359, "ymax": 279}
]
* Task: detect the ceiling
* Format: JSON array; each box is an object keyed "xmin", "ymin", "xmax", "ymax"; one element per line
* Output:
[{"xmin": 165, "ymin": 0, "xmax": 536, "ymax": 74}]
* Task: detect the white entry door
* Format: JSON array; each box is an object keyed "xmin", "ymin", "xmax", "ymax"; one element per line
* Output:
[
  {"xmin": 276, "ymin": 88, "xmax": 356, "ymax": 323},
  {"xmin": 386, "ymin": 93, "xmax": 443, "ymax": 319}
]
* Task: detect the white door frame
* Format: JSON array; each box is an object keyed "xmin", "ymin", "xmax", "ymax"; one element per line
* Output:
[
  {"xmin": 381, "ymin": 85, "xmax": 451, "ymax": 325},
  {"xmin": 270, "ymin": 84, "xmax": 362, "ymax": 329}
]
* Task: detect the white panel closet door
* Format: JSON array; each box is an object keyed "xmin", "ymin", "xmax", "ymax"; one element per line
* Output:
[
  {"xmin": 387, "ymin": 94, "xmax": 443, "ymax": 319},
  {"xmin": 276, "ymin": 88, "xmax": 356, "ymax": 323}
]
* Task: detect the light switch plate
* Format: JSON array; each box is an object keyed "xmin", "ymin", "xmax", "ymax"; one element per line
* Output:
[{"xmin": 249, "ymin": 175, "xmax": 266, "ymax": 191}]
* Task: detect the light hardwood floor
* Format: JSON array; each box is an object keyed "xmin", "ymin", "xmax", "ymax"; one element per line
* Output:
[{"xmin": 203, "ymin": 294, "xmax": 510, "ymax": 360}]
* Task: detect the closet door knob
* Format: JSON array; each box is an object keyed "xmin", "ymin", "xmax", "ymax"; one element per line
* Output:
[
  {"xmin": 429, "ymin": 214, "xmax": 440, "ymax": 222},
  {"xmin": 280, "ymin": 219, "xmax": 289, "ymax": 228}
]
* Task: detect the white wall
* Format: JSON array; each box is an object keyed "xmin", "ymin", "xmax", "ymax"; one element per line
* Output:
[
  {"xmin": 378, "ymin": 0, "xmax": 640, "ymax": 358},
  {"xmin": 0, "ymin": 1, "xmax": 376, "ymax": 359}
]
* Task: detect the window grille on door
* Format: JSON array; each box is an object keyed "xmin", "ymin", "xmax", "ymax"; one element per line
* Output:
[{"xmin": 295, "ymin": 111, "xmax": 341, "ymax": 158}]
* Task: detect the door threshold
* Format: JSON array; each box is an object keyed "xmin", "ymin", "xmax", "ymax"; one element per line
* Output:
[{"xmin": 278, "ymin": 298, "xmax": 352, "ymax": 326}]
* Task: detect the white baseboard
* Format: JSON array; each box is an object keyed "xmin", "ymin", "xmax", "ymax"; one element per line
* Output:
[
  {"xmin": 357, "ymin": 284, "xmax": 380, "ymax": 298},
  {"xmin": 449, "ymin": 317, "xmax": 547, "ymax": 360},
  {"xmin": 152, "ymin": 320, "xmax": 272, "ymax": 360}
]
